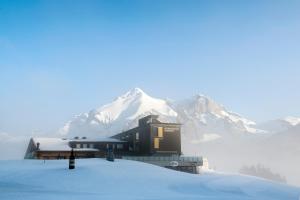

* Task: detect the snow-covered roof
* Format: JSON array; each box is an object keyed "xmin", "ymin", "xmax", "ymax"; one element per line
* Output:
[
  {"xmin": 32, "ymin": 138, "xmax": 71, "ymax": 151},
  {"xmin": 31, "ymin": 137, "xmax": 125, "ymax": 151},
  {"xmin": 70, "ymin": 137, "xmax": 126, "ymax": 143}
]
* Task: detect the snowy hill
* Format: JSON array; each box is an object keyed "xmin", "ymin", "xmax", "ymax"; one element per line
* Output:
[
  {"xmin": 0, "ymin": 159, "xmax": 299, "ymax": 200},
  {"xmin": 61, "ymin": 88, "xmax": 261, "ymax": 141}
]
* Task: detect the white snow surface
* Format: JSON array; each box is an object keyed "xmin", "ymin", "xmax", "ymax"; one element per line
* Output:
[
  {"xmin": 32, "ymin": 138, "xmax": 71, "ymax": 151},
  {"xmin": 0, "ymin": 159, "xmax": 299, "ymax": 200}
]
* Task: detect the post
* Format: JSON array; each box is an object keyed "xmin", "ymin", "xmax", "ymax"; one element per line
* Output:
[
  {"xmin": 69, "ymin": 148, "xmax": 75, "ymax": 169},
  {"xmin": 106, "ymin": 145, "xmax": 115, "ymax": 162}
]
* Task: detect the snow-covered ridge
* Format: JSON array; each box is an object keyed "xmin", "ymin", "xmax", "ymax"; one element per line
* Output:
[
  {"xmin": 61, "ymin": 88, "xmax": 177, "ymax": 137},
  {"xmin": 61, "ymin": 88, "xmax": 265, "ymax": 140},
  {"xmin": 257, "ymin": 116, "xmax": 300, "ymax": 133},
  {"xmin": 60, "ymin": 88, "xmax": 299, "ymax": 141},
  {"xmin": 94, "ymin": 87, "xmax": 177, "ymax": 122}
]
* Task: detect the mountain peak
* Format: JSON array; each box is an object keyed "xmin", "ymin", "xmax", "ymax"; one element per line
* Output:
[
  {"xmin": 194, "ymin": 94, "xmax": 214, "ymax": 103},
  {"xmin": 128, "ymin": 87, "xmax": 145, "ymax": 95},
  {"xmin": 120, "ymin": 88, "xmax": 147, "ymax": 99}
]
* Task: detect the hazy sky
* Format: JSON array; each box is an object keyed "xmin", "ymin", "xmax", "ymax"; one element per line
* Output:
[{"xmin": 0, "ymin": 0, "xmax": 300, "ymax": 135}]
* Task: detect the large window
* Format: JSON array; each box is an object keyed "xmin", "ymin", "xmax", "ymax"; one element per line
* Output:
[
  {"xmin": 154, "ymin": 138, "xmax": 160, "ymax": 149},
  {"xmin": 158, "ymin": 127, "xmax": 164, "ymax": 138},
  {"xmin": 83, "ymin": 144, "xmax": 87, "ymax": 148},
  {"xmin": 136, "ymin": 132, "xmax": 139, "ymax": 140},
  {"xmin": 76, "ymin": 144, "xmax": 81, "ymax": 148}
]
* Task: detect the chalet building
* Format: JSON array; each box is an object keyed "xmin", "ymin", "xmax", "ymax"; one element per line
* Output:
[{"xmin": 24, "ymin": 115, "xmax": 206, "ymax": 174}]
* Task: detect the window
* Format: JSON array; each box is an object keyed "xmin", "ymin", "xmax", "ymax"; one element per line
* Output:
[
  {"xmin": 154, "ymin": 138, "xmax": 160, "ymax": 149},
  {"xmin": 76, "ymin": 144, "xmax": 80, "ymax": 149},
  {"xmin": 89, "ymin": 144, "xmax": 94, "ymax": 148},
  {"xmin": 117, "ymin": 144, "xmax": 123, "ymax": 149},
  {"xmin": 136, "ymin": 132, "xmax": 139, "ymax": 140},
  {"xmin": 83, "ymin": 144, "xmax": 87, "ymax": 148},
  {"xmin": 158, "ymin": 127, "xmax": 164, "ymax": 138}
]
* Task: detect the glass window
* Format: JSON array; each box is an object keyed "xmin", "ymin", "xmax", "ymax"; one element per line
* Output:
[
  {"xmin": 83, "ymin": 144, "xmax": 87, "ymax": 148},
  {"xmin": 89, "ymin": 144, "xmax": 94, "ymax": 148},
  {"xmin": 154, "ymin": 138, "xmax": 160, "ymax": 149},
  {"xmin": 117, "ymin": 144, "xmax": 123, "ymax": 149},
  {"xmin": 76, "ymin": 144, "xmax": 80, "ymax": 148},
  {"xmin": 136, "ymin": 132, "xmax": 139, "ymax": 140},
  {"xmin": 158, "ymin": 127, "xmax": 164, "ymax": 138}
]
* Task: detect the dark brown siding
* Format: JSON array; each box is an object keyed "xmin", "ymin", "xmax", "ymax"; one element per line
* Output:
[{"xmin": 150, "ymin": 124, "xmax": 181, "ymax": 155}]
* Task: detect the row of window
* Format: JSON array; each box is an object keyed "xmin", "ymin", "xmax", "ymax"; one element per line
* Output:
[
  {"xmin": 75, "ymin": 143, "xmax": 94, "ymax": 149},
  {"xmin": 74, "ymin": 143, "xmax": 124, "ymax": 150}
]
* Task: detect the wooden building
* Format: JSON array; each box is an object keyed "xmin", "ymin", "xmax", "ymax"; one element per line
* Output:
[{"xmin": 24, "ymin": 138, "xmax": 101, "ymax": 159}]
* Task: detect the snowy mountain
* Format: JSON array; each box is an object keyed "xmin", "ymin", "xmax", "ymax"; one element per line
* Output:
[
  {"xmin": 257, "ymin": 117, "xmax": 300, "ymax": 133},
  {"xmin": 1, "ymin": 159, "xmax": 299, "ymax": 200},
  {"xmin": 61, "ymin": 88, "xmax": 177, "ymax": 138},
  {"xmin": 174, "ymin": 95, "xmax": 260, "ymax": 143},
  {"xmin": 61, "ymin": 88, "xmax": 261, "ymax": 141}
]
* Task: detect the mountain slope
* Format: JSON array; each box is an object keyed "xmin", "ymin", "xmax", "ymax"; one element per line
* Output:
[
  {"xmin": 174, "ymin": 95, "xmax": 260, "ymax": 143},
  {"xmin": 61, "ymin": 88, "xmax": 261, "ymax": 140},
  {"xmin": 257, "ymin": 117, "xmax": 300, "ymax": 133},
  {"xmin": 61, "ymin": 88, "xmax": 177, "ymax": 138}
]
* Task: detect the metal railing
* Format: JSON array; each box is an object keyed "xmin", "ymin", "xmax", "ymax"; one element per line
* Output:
[{"xmin": 122, "ymin": 155, "xmax": 203, "ymax": 167}]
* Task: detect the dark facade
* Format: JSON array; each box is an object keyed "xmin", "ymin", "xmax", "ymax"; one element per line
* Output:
[{"xmin": 112, "ymin": 115, "xmax": 181, "ymax": 156}]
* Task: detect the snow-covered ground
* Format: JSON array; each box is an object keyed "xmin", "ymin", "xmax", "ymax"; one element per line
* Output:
[{"xmin": 0, "ymin": 159, "xmax": 299, "ymax": 200}]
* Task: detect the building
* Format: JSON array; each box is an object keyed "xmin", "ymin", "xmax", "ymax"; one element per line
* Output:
[
  {"xmin": 24, "ymin": 137, "xmax": 127, "ymax": 159},
  {"xmin": 112, "ymin": 115, "xmax": 181, "ymax": 156},
  {"xmin": 25, "ymin": 115, "xmax": 181, "ymax": 159},
  {"xmin": 24, "ymin": 138, "xmax": 100, "ymax": 159},
  {"xmin": 24, "ymin": 115, "xmax": 206, "ymax": 174}
]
